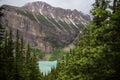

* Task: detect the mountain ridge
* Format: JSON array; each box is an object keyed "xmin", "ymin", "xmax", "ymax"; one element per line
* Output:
[
  {"xmin": 1, "ymin": 1, "xmax": 91, "ymax": 53},
  {"xmin": 22, "ymin": 1, "xmax": 90, "ymax": 24}
]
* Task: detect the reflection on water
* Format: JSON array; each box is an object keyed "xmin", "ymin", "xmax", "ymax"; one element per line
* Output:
[{"xmin": 38, "ymin": 60, "xmax": 57, "ymax": 75}]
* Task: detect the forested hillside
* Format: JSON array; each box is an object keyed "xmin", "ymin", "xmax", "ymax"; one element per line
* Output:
[
  {"xmin": 46, "ymin": 0, "xmax": 120, "ymax": 80},
  {"xmin": 0, "ymin": 7, "xmax": 43, "ymax": 79},
  {"xmin": 0, "ymin": 0, "xmax": 120, "ymax": 80}
]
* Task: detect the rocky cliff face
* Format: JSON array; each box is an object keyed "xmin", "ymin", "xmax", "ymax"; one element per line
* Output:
[
  {"xmin": 1, "ymin": 1, "xmax": 91, "ymax": 53},
  {"xmin": 23, "ymin": 1, "xmax": 90, "ymax": 24}
]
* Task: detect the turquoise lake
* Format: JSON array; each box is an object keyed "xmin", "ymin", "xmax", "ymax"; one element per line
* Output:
[{"xmin": 38, "ymin": 61, "xmax": 57, "ymax": 75}]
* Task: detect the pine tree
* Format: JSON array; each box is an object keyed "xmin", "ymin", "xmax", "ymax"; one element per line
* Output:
[
  {"xmin": 0, "ymin": 29, "xmax": 14, "ymax": 80},
  {"xmin": 26, "ymin": 44, "xmax": 30, "ymax": 63},
  {"xmin": 24, "ymin": 44, "xmax": 31, "ymax": 80},
  {"xmin": 0, "ymin": 7, "xmax": 4, "ymax": 44},
  {"xmin": 6, "ymin": 29, "xmax": 14, "ymax": 80},
  {"xmin": 57, "ymin": 0, "xmax": 120, "ymax": 80},
  {"xmin": 29, "ymin": 53, "xmax": 43, "ymax": 80},
  {"xmin": 25, "ymin": 44, "xmax": 43, "ymax": 80},
  {"xmin": 0, "ymin": 6, "xmax": 6, "ymax": 80},
  {"xmin": 91, "ymin": 0, "xmax": 109, "ymax": 26},
  {"xmin": 0, "ymin": 6, "xmax": 4, "ymax": 56},
  {"xmin": 109, "ymin": 0, "xmax": 120, "ymax": 79},
  {"xmin": 14, "ymin": 30, "xmax": 24, "ymax": 80},
  {"xmin": 20, "ymin": 36, "xmax": 24, "ymax": 57}
]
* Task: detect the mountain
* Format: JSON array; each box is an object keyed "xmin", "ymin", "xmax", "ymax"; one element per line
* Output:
[{"xmin": 1, "ymin": 1, "xmax": 91, "ymax": 53}]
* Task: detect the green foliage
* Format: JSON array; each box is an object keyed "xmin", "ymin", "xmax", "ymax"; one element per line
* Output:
[
  {"xmin": 0, "ymin": 29, "xmax": 43, "ymax": 80},
  {"xmin": 31, "ymin": 48, "xmax": 45, "ymax": 59},
  {"xmin": 48, "ymin": 38, "xmax": 64, "ymax": 48},
  {"xmin": 16, "ymin": 10, "xmax": 36, "ymax": 21},
  {"xmin": 0, "ymin": 7, "xmax": 5, "ymax": 44},
  {"xmin": 53, "ymin": 0, "xmax": 120, "ymax": 80},
  {"xmin": 26, "ymin": 47, "xmax": 43, "ymax": 80},
  {"xmin": 1, "ymin": 0, "xmax": 120, "ymax": 80},
  {"xmin": 49, "ymin": 49, "xmax": 66, "ymax": 61},
  {"xmin": 47, "ymin": 17, "xmax": 64, "ymax": 30},
  {"xmin": 76, "ymin": 23, "xmax": 84, "ymax": 29},
  {"xmin": 36, "ymin": 14, "xmax": 53, "ymax": 27},
  {"xmin": 58, "ymin": 20, "xmax": 72, "ymax": 32}
]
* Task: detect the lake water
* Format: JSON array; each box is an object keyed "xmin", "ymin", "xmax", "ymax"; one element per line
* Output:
[{"xmin": 38, "ymin": 60, "xmax": 57, "ymax": 75}]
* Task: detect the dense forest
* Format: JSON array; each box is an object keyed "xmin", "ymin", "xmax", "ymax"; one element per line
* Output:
[
  {"xmin": 0, "ymin": 0, "xmax": 120, "ymax": 80},
  {"xmin": 0, "ymin": 7, "xmax": 43, "ymax": 79}
]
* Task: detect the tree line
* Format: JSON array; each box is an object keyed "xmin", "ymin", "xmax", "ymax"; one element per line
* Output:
[
  {"xmin": 46, "ymin": 0, "xmax": 120, "ymax": 80},
  {"xmin": 0, "ymin": 7, "xmax": 43, "ymax": 80},
  {"xmin": 1, "ymin": 0, "xmax": 120, "ymax": 80}
]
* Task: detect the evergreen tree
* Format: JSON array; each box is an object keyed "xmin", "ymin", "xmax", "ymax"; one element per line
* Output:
[
  {"xmin": 91, "ymin": 0, "xmax": 109, "ymax": 26},
  {"xmin": 6, "ymin": 29, "xmax": 14, "ymax": 80},
  {"xmin": 0, "ymin": 29, "xmax": 14, "ymax": 80},
  {"xmin": 20, "ymin": 36, "xmax": 24, "ymax": 57},
  {"xmin": 26, "ymin": 44, "xmax": 30, "ymax": 63},
  {"xmin": 56, "ymin": 0, "xmax": 120, "ymax": 80},
  {"xmin": 14, "ymin": 30, "xmax": 24, "ymax": 80},
  {"xmin": 109, "ymin": 0, "xmax": 120, "ymax": 79},
  {"xmin": 0, "ymin": 12, "xmax": 43, "ymax": 79},
  {"xmin": 0, "ymin": 7, "xmax": 4, "ymax": 44},
  {"xmin": 0, "ymin": 6, "xmax": 6, "ymax": 80},
  {"xmin": 29, "ymin": 53, "xmax": 43, "ymax": 80},
  {"xmin": 26, "ymin": 44, "xmax": 43, "ymax": 80}
]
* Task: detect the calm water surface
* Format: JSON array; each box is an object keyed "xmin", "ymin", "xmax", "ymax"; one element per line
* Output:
[{"xmin": 38, "ymin": 60, "xmax": 57, "ymax": 75}]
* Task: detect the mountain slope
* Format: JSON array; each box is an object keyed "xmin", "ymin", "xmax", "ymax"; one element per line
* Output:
[{"xmin": 1, "ymin": 1, "xmax": 91, "ymax": 53}]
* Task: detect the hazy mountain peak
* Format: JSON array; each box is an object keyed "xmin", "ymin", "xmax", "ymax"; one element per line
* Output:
[
  {"xmin": 1, "ymin": 1, "xmax": 91, "ymax": 53},
  {"xmin": 22, "ymin": 1, "xmax": 90, "ymax": 23},
  {"xmin": 23, "ymin": 1, "xmax": 52, "ymax": 8}
]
